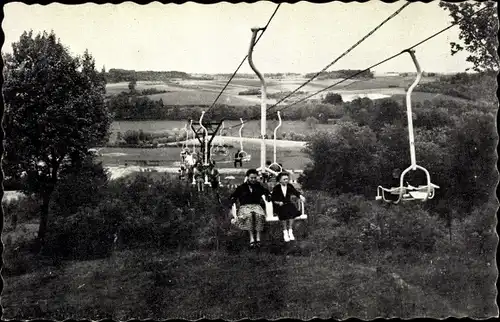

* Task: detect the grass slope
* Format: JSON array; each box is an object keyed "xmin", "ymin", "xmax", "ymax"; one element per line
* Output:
[{"xmin": 2, "ymin": 235, "xmax": 465, "ymax": 320}]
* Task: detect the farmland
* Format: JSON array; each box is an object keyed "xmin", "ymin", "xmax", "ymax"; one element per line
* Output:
[
  {"xmin": 110, "ymin": 119, "xmax": 336, "ymax": 142},
  {"xmin": 96, "ymin": 140, "xmax": 311, "ymax": 171},
  {"xmin": 104, "ymin": 74, "xmax": 443, "ymax": 107}
]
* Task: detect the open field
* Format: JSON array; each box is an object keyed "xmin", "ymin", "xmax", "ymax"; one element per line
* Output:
[
  {"xmin": 110, "ymin": 119, "xmax": 337, "ymax": 143},
  {"xmin": 97, "ymin": 143, "xmax": 311, "ymax": 171},
  {"xmin": 146, "ymin": 89, "xmax": 268, "ymax": 106},
  {"xmin": 105, "ymin": 75, "xmax": 442, "ymax": 107}
]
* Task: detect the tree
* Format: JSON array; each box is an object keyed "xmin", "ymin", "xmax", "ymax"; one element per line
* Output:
[
  {"xmin": 440, "ymin": 1, "xmax": 499, "ymax": 72},
  {"xmin": 128, "ymin": 79, "xmax": 137, "ymax": 92},
  {"xmin": 3, "ymin": 30, "xmax": 111, "ymax": 249},
  {"xmin": 305, "ymin": 116, "xmax": 319, "ymax": 130},
  {"xmin": 299, "ymin": 122, "xmax": 383, "ymax": 195},
  {"xmin": 322, "ymin": 92, "xmax": 343, "ymax": 105}
]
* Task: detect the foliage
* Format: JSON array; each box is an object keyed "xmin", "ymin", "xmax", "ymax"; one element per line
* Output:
[
  {"xmin": 322, "ymin": 92, "xmax": 343, "ymax": 105},
  {"xmin": 267, "ymin": 90, "xmax": 306, "ymax": 100},
  {"xmin": 413, "ymin": 72, "xmax": 498, "ymax": 103},
  {"xmin": 44, "ymin": 174, "xmax": 232, "ymax": 259},
  {"xmin": 105, "ymin": 69, "xmax": 192, "ymax": 83},
  {"xmin": 305, "ymin": 116, "xmax": 319, "ymax": 130},
  {"xmin": 3, "ymin": 194, "xmax": 40, "ymax": 227},
  {"xmin": 440, "ymin": 1, "xmax": 499, "ymax": 72},
  {"xmin": 238, "ymin": 88, "xmax": 261, "ymax": 95},
  {"xmin": 299, "ymin": 123, "xmax": 383, "ymax": 195},
  {"xmin": 128, "ymin": 79, "xmax": 137, "ymax": 92},
  {"xmin": 2, "ymin": 30, "xmax": 112, "ymax": 246},
  {"xmin": 50, "ymin": 156, "xmax": 110, "ymax": 219}
]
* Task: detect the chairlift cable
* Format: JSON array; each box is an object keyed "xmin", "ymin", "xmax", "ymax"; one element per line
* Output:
[
  {"xmin": 205, "ymin": 3, "xmax": 281, "ymax": 115},
  {"xmin": 267, "ymin": 2, "xmax": 411, "ymax": 113},
  {"xmin": 227, "ymin": 4, "xmax": 490, "ymax": 130}
]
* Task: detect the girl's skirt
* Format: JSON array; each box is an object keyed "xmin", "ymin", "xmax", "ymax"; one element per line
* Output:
[
  {"xmin": 234, "ymin": 204, "xmax": 266, "ymax": 232},
  {"xmin": 275, "ymin": 202, "xmax": 301, "ymax": 221}
]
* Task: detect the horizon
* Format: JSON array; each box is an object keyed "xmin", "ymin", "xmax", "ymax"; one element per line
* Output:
[{"xmin": 3, "ymin": 2, "xmax": 478, "ymax": 75}]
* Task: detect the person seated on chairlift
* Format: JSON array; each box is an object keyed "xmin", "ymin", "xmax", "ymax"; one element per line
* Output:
[
  {"xmin": 184, "ymin": 151, "xmax": 195, "ymax": 166},
  {"xmin": 271, "ymin": 172, "xmax": 306, "ymax": 243},
  {"xmin": 261, "ymin": 160, "xmax": 273, "ymax": 183},
  {"xmin": 230, "ymin": 169, "xmax": 271, "ymax": 249},
  {"xmin": 234, "ymin": 149, "xmax": 243, "ymax": 168},
  {"xmin": 208, "ymin": 161, "xmax": 220, "ymax": 189},
  {"xmin": 193, "ymin": 160, "xmax": 205, "ymax": 183}
]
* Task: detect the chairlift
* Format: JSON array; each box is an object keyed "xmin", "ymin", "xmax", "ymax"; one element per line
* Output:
[
  {"xmin": 375, "ymin": 49, "xmax": 439, "ymax": 204},
  {"xmin": 267, "ymin": 111, "xmax": 283, "ymax": 175},
  {"xmin": 237, "ymin": 118, "xmax": 251, "ymax": 162},
  {"xmin": 212, "ymin": 121, "xmax": 229, "ymax": 157},
  {"xmin": 198, "ymin": 111, "xmax": 211, "ymax": 186},
  {"xmin": 231, "ymin": 27, "xmax": 307, "ymax": 224}
]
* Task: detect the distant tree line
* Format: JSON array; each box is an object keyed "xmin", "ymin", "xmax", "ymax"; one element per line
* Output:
[
  {"xmin": 105, "ymin": 68, "xmax": 193, "ymax": 83},
  {"xmin": 305, "ymin": 69, "xmax": 374, "ymax": 80}
]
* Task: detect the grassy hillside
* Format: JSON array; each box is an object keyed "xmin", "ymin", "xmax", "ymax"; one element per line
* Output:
[
  {"xmin": 2, "ymin": 242, "xmax": 467, "ymax": 320},
  {"xmin": 104, "ymin": 75, "xmax": 441, "ymax": 107},
  {"xmin": 3, "ymin": 184, "xmax": 495, "ymax": 319}
]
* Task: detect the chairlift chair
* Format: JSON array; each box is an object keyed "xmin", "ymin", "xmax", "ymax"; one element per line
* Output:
[
  {"xmin": 237, "ymin": 118, "xmax": 251, "ymax": 162},
  {"xmin": 266, "ymin": 111, "xmax": 284, "ymax": 176},
  {"xmin": 230, "ymin": 195, "xmax": 307, "ymax": 223},
  {"xmin": 213, "ymin": 121, "xmax": 229, "ymax": 157},
  {"xmin": 375, "ymin": 49, "xmax": 440, "ymax": 204}
]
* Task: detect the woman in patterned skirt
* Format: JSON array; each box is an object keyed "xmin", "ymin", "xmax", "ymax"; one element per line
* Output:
[{"xmin": 230, "ymin": 169, "xmax": 271, "ymax": 248}]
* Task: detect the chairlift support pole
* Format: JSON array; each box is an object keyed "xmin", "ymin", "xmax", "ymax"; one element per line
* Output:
[
  {"xmin": 199, "ymin": 111, "xmax": 208, "ymax": 165},
  {"xmin": 239, "ymin": 118, "xmax": 245, "ymax": 152},
  {"xmin": 273, "ymin": 111, "xmax": 282, "ymax": 164},
  {"xmin": 405, "ymin": 49, "xmax": 421, "ymax": 170},
  {"xmin": 188, "ymin": 120, "xmax": 193, "ymax": 151},
  {"xmin": 248, "ymin": 26, "xmax": 267, "ymax": 173},
  {"xmin": 182, "ymin": 123, "xmax": 188, "ymax": 150},
  {"xmin": 190, "ymin": 116, "xmax": 223, "ymax": 166}
]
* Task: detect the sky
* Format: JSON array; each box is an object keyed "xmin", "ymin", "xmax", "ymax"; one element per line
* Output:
[{"xmin": 2, "ymin": 1, "xmax": 477, "ymax": 75}]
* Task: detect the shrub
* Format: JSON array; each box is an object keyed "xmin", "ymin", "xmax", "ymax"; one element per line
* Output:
[
  {"xmin": 238, "ymin": 88, "xmax": 261, "ymax": 95},
  {"xmin": 322, "ymin": 92, "xmax": 343, "ymax": 105},
  {"xmin": 50, "ymin": 157, "xmax": 109, "ymax": 218},
  {"xmin": 3, "ymin": 194, "xmax": 39, "ymax": 227},
  {"xmin": 306, "ymin": 193, "xmax": 443, "ymax": 263},
  {"xmin": 44, "ymin": 198, "xmax": 128, "ymax": 260},
  {"xmin": 300, "ymin": 122, "xmax": 383, "ymax": 196}
]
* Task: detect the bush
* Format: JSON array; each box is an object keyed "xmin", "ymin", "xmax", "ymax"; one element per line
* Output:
[
  {"xmin": 238, "ymin": 88, "xmax": 261, "ymax": 95},
  {"xmin": 322, "ymin": 92, "xmax": 343, "ymax": 105},
  {"xmin": 44, "ymin": 174, "xmax": 233, "ymax": 259},
  {"xmin": 305, "ymin": 192, "xmax": 443, "ymax": 264},
  {"xmin": 44, "ymin": 198, "xmax": 128, "ymax": 260},
  {"xmin": 300, "ymin": 122, "xmax": 383, "ymax": 196},
  {"xmin": 50, "ymin": 157, "xmax": 109, "ymax": 218},
  {"xmin": 3, "ymin": 194, "xmax": 39, "ymax": 227}
]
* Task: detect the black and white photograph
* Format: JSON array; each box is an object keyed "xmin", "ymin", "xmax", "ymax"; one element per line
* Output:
[{"xmin": 1, "ymin": 0, "xmax": 498, "ymax": 320}]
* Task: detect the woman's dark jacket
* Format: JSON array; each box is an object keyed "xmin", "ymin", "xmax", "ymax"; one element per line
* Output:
[
  {"xmin": 230, "ymin": 182, "xmax": 271, "ymax": 206},
  {"xmin": 271, "ymin": 183, "xmax": 302, "ymax": 204}
]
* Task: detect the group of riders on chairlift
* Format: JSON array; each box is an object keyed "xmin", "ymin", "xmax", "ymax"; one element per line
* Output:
[
  {"xmin": 178, "ymin": 144, "xmax": 305, "ymax": 248},
  {"xmin": 171, "ymin": 46, "xmax": 442, "ymax": 248}
]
